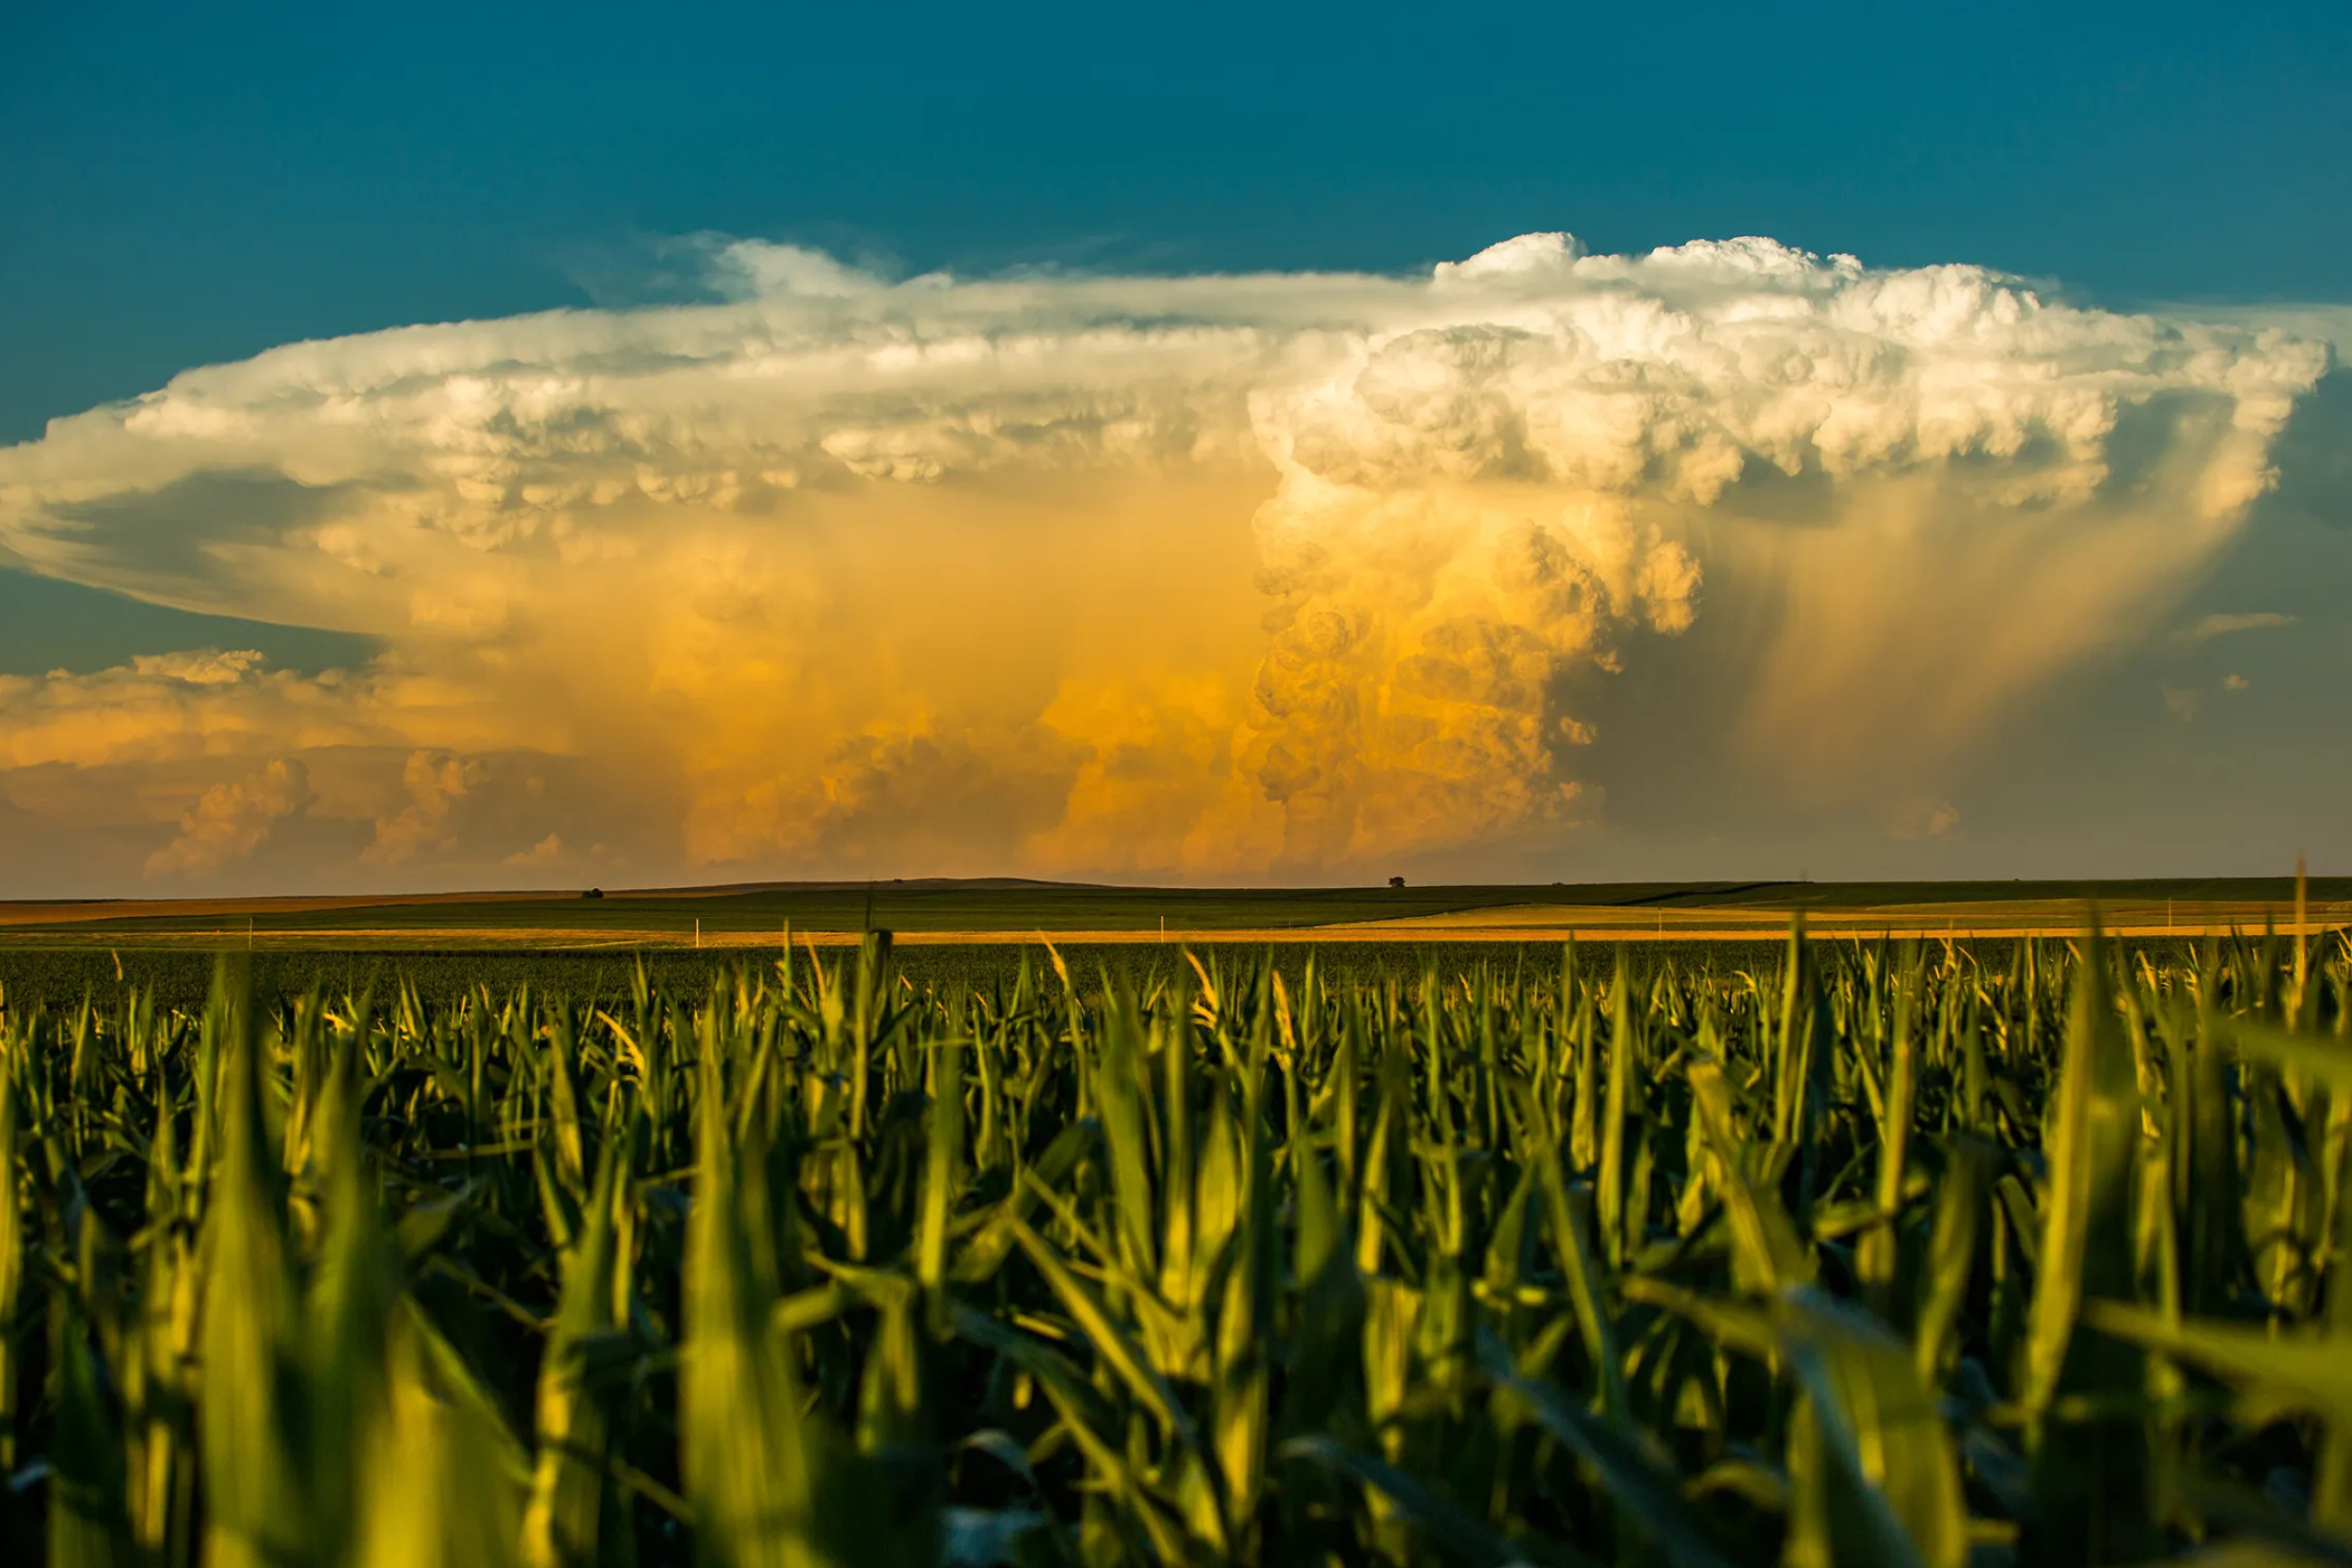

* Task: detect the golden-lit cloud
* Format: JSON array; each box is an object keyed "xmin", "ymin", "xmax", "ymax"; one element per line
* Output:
[
  {"xmin": 147, "ymin": 756, "xmax": 313, "ymax": 876},
  {"xmin": 0, "ymin": 232, "xmax": 2328, "ymax": 888}
]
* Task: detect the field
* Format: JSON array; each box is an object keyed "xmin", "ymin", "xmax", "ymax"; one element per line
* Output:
[
  {"xmin": 2, "ymin": 913, "xmax": 2351, "ymax": 1566},
  {"xmin": 1, "ymin": 875, "xmax": 2344, "ymax": 954}
]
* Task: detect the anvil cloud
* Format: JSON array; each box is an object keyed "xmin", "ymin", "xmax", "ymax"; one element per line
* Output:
[{"xmin": 0, "ymin": 233, "xmax": 2328, "ymax": 890}]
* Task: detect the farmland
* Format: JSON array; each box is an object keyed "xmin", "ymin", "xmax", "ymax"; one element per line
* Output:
[
  {"xmin": 0, "ymin": 875, "xmax": 2343, "ymax": 953},
  {"xmin": 2, "ymin": 914, "xmax": 2350, "ymax": 1565}
]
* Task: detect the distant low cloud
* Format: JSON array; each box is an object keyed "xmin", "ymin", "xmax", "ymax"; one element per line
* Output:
[
  {"xmin": 2176, "ymin": 610, "xmax": 2298, "ymax": 645},
  {"xmin": 146, "ymin": 756, "xmax": 312, "ymax": 875},
  {"xmin": 365, "ymin": 751, "xmax": 486, "ymax": 866},
  {"xmin": 503, "ymin": 832, "xmax": 566, "ymax": 869},
  {"xmin": 0, "ymin": 231, "xmax": 2329, "ymax": 889}
]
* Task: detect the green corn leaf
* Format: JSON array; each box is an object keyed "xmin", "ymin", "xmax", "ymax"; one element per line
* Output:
[
  {"xmin": 1782, "ymin": 1336, "xmax": 1930, "ymax": 1568},
  {"xmin": 2022, "ymin": 927, "xmax": 2140, "ymax": 1423},
  {"xmin": 1688, "ymin": 1058, "xmax": 1815, "ymax": 1294},
  {"xmin": 2082, "ymin": 1299, "xmax": 2352, "ymax": 1418},
  {"xmin": 304, "ymin": 1021, "xmax": 401, "ymax": 1567},
  {"xmin": 51, "ymin": 1274, "xmax": 137, "ymax": 1568},
  {"xmin": 1005, "ymin": 1215, "xmax": 1195, "ymax": 1446},
  {"xmin": 0, "ymin": 1042, "xmax": 21, "ymax": 1474},
  {"xmin": 1279, "ymin": 1433, "xmax": 1576, "ymax": 1568},
  {"xmin": 1475, "ymin": 1332, "xmax": 1734, "ymax": 1568},
  {"xmin": 349, "ymin": 1307, "xmax": 525, "ymax": 1568},
  {"xmin": 1912, "ymin": 1139, "xmax": 1990, "ymax": 1388},
  {"xmin": 918, "ymin": 1031, "xmax": 965, "ymax": 1337},
  {"xmin": 952, "ymin": 1305, "xmax": 1185, "ymax": 1564},
  {"xmin": 682, "ymin": 1040, "xmax": 829, "ymax": 1568},
  {"xmin": 1776, "ymin": 1290, "xmax": 1968, "ymax": 1568},
  {"xmin": 522, "ymin": 1140, "xmax": 627, "ymax": 1568},
  {"xmin": 2230, "ymin": 1019, "xmax": 2352, "ymax": 1092},
  {"xmin": 197, "ymin": 961, "xmax": 309, "ymax": 1568}
]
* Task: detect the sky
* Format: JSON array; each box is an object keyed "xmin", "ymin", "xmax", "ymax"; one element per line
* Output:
[{"xmin": 2, "ymin": 1, "xmax": 2348, "ymax": 895}]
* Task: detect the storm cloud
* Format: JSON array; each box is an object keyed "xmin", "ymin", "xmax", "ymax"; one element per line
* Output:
[{"xmin": 0, "ymin": 232, "xmax": 2332, "ymax": 890}]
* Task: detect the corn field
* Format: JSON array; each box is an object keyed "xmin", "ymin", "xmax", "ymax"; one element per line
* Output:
[{"xmin": 2, "ymin": 923, "xmax": 2350, "ymax": 1567}]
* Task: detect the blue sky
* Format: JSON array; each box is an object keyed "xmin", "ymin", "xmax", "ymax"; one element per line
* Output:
[
  {"xmin": 1, "ymin": 1, "xmax": 2348, "ymax": 892},
  {"xmin": 8, "ymin": 1, "xmax": 2349, "ymax": 442}
]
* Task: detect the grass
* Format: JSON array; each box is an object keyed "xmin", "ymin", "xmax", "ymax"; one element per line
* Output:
[{"xmin": 2, "ymin": 920, "xmax": 2349, "ymax": 1565}]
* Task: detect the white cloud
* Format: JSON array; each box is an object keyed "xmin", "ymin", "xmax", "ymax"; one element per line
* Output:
[
  {"xmin": 707, "ymin": 239, "xmax": 892, "ymax": 300},
  {"xmin": 2177, "ymin": 610, "xmax": 2297, "ymax": 645},
  {"xmin": 0, "ymin": 232, "xmax": 2330, "ymax": 886}
]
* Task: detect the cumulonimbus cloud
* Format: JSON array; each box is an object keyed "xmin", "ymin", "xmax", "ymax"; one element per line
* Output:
[{"xmin": 0, "ymin": 232, "xmax": 2328, "ymax": 888}]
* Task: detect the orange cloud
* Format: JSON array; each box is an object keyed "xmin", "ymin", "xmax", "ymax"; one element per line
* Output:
[{"xmin": 146, "ymin": 757, "xmax": 313, "ymax": 876}]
